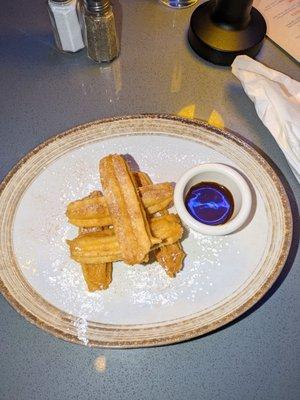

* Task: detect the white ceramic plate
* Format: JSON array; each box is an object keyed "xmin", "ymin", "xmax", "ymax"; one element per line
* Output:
[{"xmin": 0, "ymin": 115, "xmax": 292, "ymax": 347}]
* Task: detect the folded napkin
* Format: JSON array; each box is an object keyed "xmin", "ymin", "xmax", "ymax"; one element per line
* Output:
[{"xmin": 232, "ymin": 55, "xmax": 300, "ymax": 183}]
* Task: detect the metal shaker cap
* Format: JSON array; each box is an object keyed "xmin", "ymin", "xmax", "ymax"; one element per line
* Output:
[
  {"xmin": 49, "ymin": 0, "xmax": 72, "ymax": 3},
  {"xmin": 85, "ymin": 0, "xmax": 110, "ymax": 13}
]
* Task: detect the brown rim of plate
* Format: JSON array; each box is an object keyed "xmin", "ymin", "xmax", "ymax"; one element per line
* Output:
[{"xmin": 0, "ymin": 114, "xmax": 293, "ymax": 348}]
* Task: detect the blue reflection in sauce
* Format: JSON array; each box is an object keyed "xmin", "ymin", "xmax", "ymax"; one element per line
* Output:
[{"xmin": 185, "ymin": 182, "xmax": 234, "ymax": 226}]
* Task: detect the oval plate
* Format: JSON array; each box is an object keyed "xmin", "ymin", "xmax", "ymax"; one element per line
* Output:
[{"xmin": 0, "ymin": 115, "xmax": 292, "ymax": 347}]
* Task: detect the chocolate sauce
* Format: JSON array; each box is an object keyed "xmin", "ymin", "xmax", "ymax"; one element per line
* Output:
[{"xmin": 185, "ymin": 182, "xmax": 234, "ymax": 226}]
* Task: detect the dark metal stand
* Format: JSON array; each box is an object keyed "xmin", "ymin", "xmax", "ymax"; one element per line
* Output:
[{"xmin": 188, "ymin": 0, "xmax": 267, "ymax": 66}]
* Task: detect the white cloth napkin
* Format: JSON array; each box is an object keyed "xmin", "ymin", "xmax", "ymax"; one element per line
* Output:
[{"xmin": 232, "ymin": 55, "xmax": 300, "ymax": 183}]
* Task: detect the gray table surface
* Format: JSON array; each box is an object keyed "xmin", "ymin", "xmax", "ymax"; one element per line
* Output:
[{"xmin": 1, "ymin": 1, "xmax": 300, "ymax": 399}]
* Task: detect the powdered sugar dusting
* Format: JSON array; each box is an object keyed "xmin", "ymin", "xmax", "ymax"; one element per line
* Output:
[
  {"xmin": 13, "ymin": 134, "xmax": 268, "ymax": 343},
  {"xmin": 74, "ymin": 317, "xmax": 89, "ymax": 345}
]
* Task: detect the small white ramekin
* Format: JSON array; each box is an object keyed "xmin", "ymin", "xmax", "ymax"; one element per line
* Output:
[{"xmin": 174, "ymin": 163, "xmax": 252, "ymax": 236}]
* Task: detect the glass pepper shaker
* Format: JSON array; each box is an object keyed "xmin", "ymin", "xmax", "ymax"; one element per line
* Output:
[
  {"xmin": 48, "ymin": 0, "xmax": 85, "ymax": 52},
  {"xmin": 83, "ymin": 0, "xmax": 119, "ymax": 63}
]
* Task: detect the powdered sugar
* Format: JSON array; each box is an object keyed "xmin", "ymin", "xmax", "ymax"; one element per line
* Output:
[{"xmin": 12, "ymin": 134, "xmax": 268, "ymax": 344}]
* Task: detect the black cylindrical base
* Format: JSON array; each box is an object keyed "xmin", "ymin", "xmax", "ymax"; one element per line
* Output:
[{"xmin": 188, "ymin": 0, "xmax": 266, "ymax": 66}]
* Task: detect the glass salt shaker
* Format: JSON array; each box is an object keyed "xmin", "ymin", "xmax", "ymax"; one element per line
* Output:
[{"xmin": 48, "ymin": 0, "xmax": 85, "ymax": 52}]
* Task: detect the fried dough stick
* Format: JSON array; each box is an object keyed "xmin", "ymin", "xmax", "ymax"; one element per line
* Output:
[
  {"xmin": 135, "ymin": 172, "xmax": 185, "ymax": 277},
  {"xmin": 66, "ymin": 182, "xmax": 173, "ymax": 228},
  {"xmin": 99, "ymin": 155, "xmax": 160, "ymax": 265},
  {"xmin": 67, "ymin": 214, "xmax": 183, "ymax": 264},
  {"xmin": 78, "ymin": 216, "xmax": 112, "ymax": 292},
  {"xmin": 81, "ymin": 263, "xmax": 112, "ymax": 291}
]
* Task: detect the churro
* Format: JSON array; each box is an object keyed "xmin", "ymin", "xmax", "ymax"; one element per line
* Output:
[
  {"xmin": 81, "ymin": 263, "xmax": 112, "ymax": 291},
  {"xmin": 66, "ymin": 182, "xmax": 173, "ymax": 228},
  {"xmin": 135, "ymin": 171, "xmax": 185, "ymax": 277},
  {"xmin": 155, "ymin": 243, "xmax": 185, "ymax": 278},
  {"xmin": 78, "ymin": 226, "xmax": 113, "ymax": 291},
  {"xmin": 99, "ymin": 155, "xmax": 159, "ymax": 265},
  {"xmin": 66, "ymin": 154, "xmax": 185, "ymax": 291},
  {"xmin": 67, "ymin": 214, "xmax": 183, "ymax": 264}
]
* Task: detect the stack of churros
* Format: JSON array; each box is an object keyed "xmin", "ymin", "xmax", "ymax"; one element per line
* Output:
[{"xmin": 66, "ymin": 154, "xmax": 185, "ymax": 291}]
